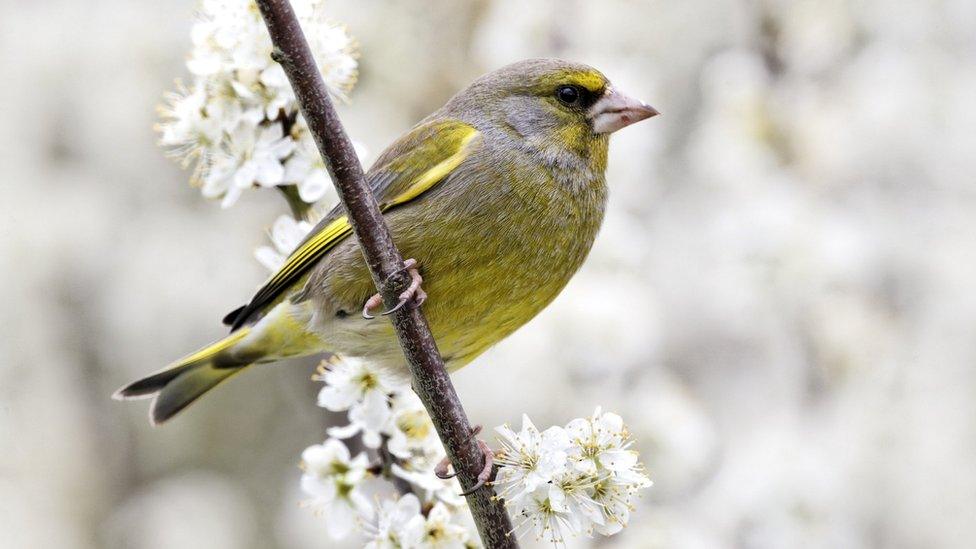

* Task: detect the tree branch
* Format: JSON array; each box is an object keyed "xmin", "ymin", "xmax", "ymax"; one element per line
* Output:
[{"xmin": 253, "ymin": 2, "xmax": 517, "ymax": 547}]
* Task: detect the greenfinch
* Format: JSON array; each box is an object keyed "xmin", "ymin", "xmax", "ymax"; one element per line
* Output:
[{"xmin": 116, "ymin": 58, "xmax": 658, "ymax": 424}]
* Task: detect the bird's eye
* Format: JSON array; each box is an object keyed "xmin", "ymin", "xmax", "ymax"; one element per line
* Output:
[{"xmin": 556, "ymin": 85, "xmax": 581, "ymax": 106}]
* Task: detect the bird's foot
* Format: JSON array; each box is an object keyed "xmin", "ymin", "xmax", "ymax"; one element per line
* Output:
[
  {"xmin": 362, "ymin": 258, "xmax": 427, "ymax": 319},
  {"xmin": 434, "ymin": 425, "xmax": 495, "ymax": 496}
]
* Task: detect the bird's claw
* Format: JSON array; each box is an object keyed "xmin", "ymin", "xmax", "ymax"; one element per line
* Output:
[
  {"xmin": 362, "ymin": 259, "xmax": 426, "ymax": 319},
  {"xmin": 433, "ymin": 425, "xmax": 495, "ymax": 496},
  {"xmin": 434, "ymin": 456, "xmax": 459, "ymax": 480},
  {"xmin": 361, "ymin": 293, "xmax": 384, "ymax": 320},
  {"xmin": 459, "ymin": 439, "xmax": 494, "ymax": 496}
]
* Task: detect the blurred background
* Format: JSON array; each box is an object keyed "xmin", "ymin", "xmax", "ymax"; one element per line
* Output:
[{"xmin": 3, "ymin": 0, "xmax": 976, "ymax": 547}]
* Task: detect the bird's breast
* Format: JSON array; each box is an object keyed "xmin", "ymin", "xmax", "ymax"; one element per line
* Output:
[{"xmin": 407, "ymin": 156, "xmax": 608, "ymax": 366}]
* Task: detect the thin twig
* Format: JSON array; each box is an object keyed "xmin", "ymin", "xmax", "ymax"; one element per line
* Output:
[
  {"xmin": 377, "ymin": 435, "xmax": 416, "ymax": 497},
  {"xmin": 253, "ymin": 1, "xmax": 517, "ymax": 547},
  {"xmin": 275, "ymin": 184, "xmax": 313, "ymax": 220}
]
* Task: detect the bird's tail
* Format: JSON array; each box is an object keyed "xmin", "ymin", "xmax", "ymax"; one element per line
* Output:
[
  {"xmin": 113, "ymin": 327, "xmax": 256, "ymax": 425},
  {"xmin": 115, "ymin": 300, "xmax": 326, "ymax": 424}
]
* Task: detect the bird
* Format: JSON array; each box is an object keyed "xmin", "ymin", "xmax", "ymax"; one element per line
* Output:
[{"xmin": 115, "ymin": 58, "xmax": 658, "ymax": 426}]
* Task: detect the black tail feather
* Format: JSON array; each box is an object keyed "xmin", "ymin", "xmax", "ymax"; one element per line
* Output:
[{"xmin": 221, "ymin": 304, "xmax": 247, "ymax": 326}]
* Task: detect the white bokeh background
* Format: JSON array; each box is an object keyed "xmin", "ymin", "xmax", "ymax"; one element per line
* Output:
[{"xmin": 2, "ymin": 1, "xmax": 976, "ymax": 548}]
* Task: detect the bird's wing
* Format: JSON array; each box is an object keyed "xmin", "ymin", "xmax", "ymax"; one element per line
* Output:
[{"xmin": 224, "ymin": 119, "xmax": 481, "ymax": 329}]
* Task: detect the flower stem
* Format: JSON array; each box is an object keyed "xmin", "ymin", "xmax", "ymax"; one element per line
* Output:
[
  {"xmin": 276, "ymin": 184, "xmax": 313, "ymax": 220},
  {"xmin": 378, "ymin": 435, "xmax": 415, "ymax": 497},
  {"xmin": 253, "ymin": 2, "xmax": 517, "ymax": 547}
]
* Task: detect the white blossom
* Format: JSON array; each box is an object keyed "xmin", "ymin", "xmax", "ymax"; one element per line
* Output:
[
  {"xmin": 283, "ymin": 129, "xmax": 335, "ymax": 203},
  {"xmin": 315, "ymin": 356, "xmax": 407, "ymax": 449},
  {"xmin": 565, "ymin": 408, "xmax": 647, "ymax": 485},
  {"xmin": 202, "ymin": 122, "xmax": 294, "ymax": 208},
  {"xmin": 386, "ymin": 390, "xmax": 443, "ymax": 459},
  {"xmin": 361, "ymin": 494, "xmax": 470, "ymax": 549},
  {"xmin": 494, "ymin": 415, "xmax": 572, "ymax": 501},
  {"xmin": 254, "ymin": 214, "xmax": 314, "ymax": 272},
  {"xmin": 588, "ymin": 477, "xmax": 638, "ymax": 536},
  {"xmin": 300, "ymin": 438, "xmax": 373, "ymax": 539},
  {"xmin": 510, "ymin": 484, "xmax": 583, "ymax": 545},
  {"xmin": 420, "ymin": 502, "xmax": 470, "ymax": 549},
  {"xmin": 549, "ymin": 472, "xmax": 605, "ymax": 534},
  {"xmin": 157, "ymin": 83, "xmax": 222, "ymax": 170},
  {"xmin": 363, "ymin": 494, "xmax": 426, "ymax": 549}
]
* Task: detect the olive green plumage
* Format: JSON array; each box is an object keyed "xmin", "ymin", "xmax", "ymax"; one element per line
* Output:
[{"xmin": 116, "ymin": 58, "xmax": 657, "ymax": 424}]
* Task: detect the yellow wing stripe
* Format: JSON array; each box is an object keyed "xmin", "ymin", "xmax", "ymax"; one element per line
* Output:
[{"xmin": 380, "ymin": 130, "xmax": 481, "ymax": 208}]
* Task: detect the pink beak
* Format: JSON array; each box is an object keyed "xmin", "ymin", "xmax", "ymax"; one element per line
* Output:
[{"xmin": 588, "ymin": 87, "xmax": 659, "ymax": 134}]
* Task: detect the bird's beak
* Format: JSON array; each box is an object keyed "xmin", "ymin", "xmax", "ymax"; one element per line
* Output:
[{"xmin": 588, "ymin": 88, "xmax": 659, "ymax": 134}]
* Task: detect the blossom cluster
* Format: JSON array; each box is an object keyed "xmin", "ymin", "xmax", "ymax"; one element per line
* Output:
[
  {"xmin": 299, "ymin": 354, "xmax": 651, "ymax": 547},
  {"xmin": 315, "ymin": 356, "xmax": 452, "ymax": 500},
  {"xmin": 299, "ymin": 355, "xmax": 471, "ymax": 546},
  {"xmin": 157, "ymin": 0, "xmax": 359, "ymax": 208},
  {"xmin": 494, "ymin": 410, "xmax": 652, "ymax": 544}
]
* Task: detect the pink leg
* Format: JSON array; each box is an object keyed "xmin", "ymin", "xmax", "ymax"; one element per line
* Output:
[
  {"xmin": 434, "ymin": 425, "xmax": 495, "ymax": 496},
  {"xmin": 362, "ymin": 258, "xmax": 427, "ymax": 319}
]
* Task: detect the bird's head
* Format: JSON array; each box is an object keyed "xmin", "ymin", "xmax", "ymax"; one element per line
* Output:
[{"xmin": 445, "ymin": 58, "xmax": 658, "ymax": 161}]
